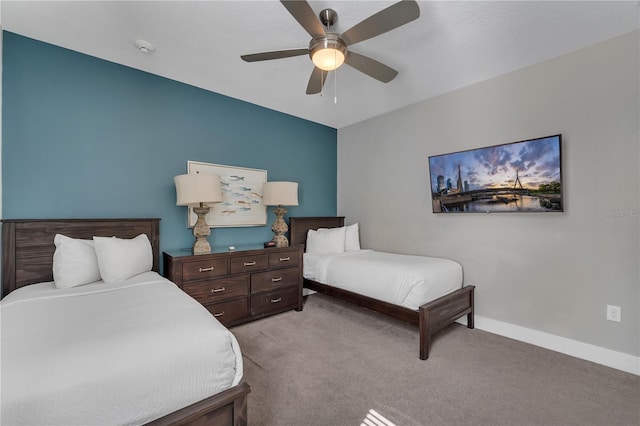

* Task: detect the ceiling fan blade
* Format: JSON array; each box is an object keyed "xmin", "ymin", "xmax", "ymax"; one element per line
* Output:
[
  {"xmin": 340, "ymin": 0, "xmax": 420, "ymax": 46},
  {"xmin": 345, "ymin": 51, "xmax": 398, "ymax": 83},
  {"xmin": 281, "ymin": 1, "xmax": 326, "ymax": 39},
  {"xmin": 241, "ymin": 48, "xmax": 309, "ymax": 62},
  {"xmin": 306, "ymin": 67, "xmax": 328, "ymax": 95}
]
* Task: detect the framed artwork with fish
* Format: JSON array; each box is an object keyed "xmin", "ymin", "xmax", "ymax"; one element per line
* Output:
[{"xmin": 187, "ymin": 161, "xmax": 267, "ymax": 227}]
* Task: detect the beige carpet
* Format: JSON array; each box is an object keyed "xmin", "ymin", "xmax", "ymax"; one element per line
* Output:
[{"xmin": 232, "ymin": 293, "xmax": 639, "ymax": 426}]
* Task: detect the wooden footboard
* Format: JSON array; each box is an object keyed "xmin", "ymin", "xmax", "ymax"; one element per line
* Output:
[
  {"xmin": 419, "ymin": 285, "xmax": 475, "ymax": 360},
  {"xmin": 147, "ymin": 381, "xmax": 250, "ymax": 426}
]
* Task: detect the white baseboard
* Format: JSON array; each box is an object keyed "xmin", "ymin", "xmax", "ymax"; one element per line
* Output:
[{"xmin": 456, "ymin": 315, "xmax": 639, "ymax": 376}]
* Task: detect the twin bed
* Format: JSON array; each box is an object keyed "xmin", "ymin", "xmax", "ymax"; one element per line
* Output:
[
  {"xmin": 290, "ymin": 216, "xmax": 475, "ymax": 360},
  {"xmin": 1, "ymin": 218, "xmax": 249, "ymax": 426}
]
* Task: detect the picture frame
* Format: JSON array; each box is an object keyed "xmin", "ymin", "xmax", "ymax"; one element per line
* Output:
[
  {"xmin": 187, "ymin": 161, "xmax": 267, "ymax": 227},
  {"xmin": 428, "ymin": 134, "xmax": 563, "ymax": 213}
]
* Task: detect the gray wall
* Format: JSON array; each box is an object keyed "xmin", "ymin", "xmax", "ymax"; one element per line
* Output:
[{"xmin": 337, "ymin": 31, "xmax": 639, "ymax": 356}]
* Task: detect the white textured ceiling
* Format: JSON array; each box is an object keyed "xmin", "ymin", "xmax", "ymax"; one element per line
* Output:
[{"xmin": 2, "ymin": 1, "xmax": 638, "ymax": 129}]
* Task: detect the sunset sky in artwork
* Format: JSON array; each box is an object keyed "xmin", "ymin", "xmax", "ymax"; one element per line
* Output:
[{"xmin": 429, "ymin": 135, "xmax": 561, "ymax": 192}]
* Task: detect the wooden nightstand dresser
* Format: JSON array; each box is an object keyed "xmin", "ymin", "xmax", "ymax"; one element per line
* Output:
[{"xmin": 163, "ymin": 245, "xmax": 303, "ymax": 327}]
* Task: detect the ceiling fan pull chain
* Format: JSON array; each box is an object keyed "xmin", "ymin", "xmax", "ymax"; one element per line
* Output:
[{"xmin": 334, "ymin": 51, "xmax": 338, "ymax": 104}]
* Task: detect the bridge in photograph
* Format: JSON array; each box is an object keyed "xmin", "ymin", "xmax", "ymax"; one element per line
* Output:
[{"xmin": 467, "ymin": 187, "xmax": 532, "ymax": 198}]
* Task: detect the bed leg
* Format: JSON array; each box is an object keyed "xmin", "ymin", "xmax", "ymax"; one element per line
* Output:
[
  {"xmin": 419, "ymin": 306, "xmax": 430, "ymax": 360},
  {"xmin": 467, "ymin": 287, "xmax": 475, "ymax": 329}
]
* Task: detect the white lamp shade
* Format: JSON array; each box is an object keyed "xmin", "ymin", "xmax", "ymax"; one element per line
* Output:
[
  {"xmin": 174, "ymin": 174, "xmax": 223, "ymax": 206},
  {"xmin": 263, "ymin": 181, "xmax": 299, "ymax": 206}
]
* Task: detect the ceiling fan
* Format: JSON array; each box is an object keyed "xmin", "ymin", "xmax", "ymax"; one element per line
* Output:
[{"xmin": 241, "ymin": 0, "xmax": 420, "ymax": 95}]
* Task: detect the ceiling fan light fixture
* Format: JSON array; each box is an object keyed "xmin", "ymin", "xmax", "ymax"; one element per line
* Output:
[
  {"xmin": 309, "ymin": 35, "xmax": 347, "ymax": 71},
  {"xmin": 312, "ymin": 48, "xmax": 345, "ymax": 71}
]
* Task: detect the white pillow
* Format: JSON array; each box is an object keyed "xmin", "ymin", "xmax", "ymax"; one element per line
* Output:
[
  {"xmin": 306, "ymin": 227, "xmax": 346, "ymax": 255},
  {"xmin": 52, "ymin": 234, "xmax": 102, "ymax": 289},
  {"xmin": 93, "ymin": 234, "xmax": 153, "ymax": 283},
  {"xmin": 345, "ymin": 223, "xmax": 361, "ymax": 251},
  {"xmin": 316, "ymin": 224, "xmax": 361, "ymax": 251}
]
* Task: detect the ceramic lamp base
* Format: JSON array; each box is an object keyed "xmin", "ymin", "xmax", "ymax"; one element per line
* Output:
[
  {"xmin": 271, "ymin": 206, "xmax": 289, "ymax": 247},
  {"xmin": 193, "ymin": 205, "xmax": 212, "ymax": 254}
]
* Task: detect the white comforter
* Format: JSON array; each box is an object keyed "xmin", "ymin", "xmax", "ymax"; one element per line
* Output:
[
  {"xmin": 0, "ymin": 272, "xmax": 243, "ymax": 425},
  {"xmin": 305, "ymin": 250, "xmax": 463, "ymax": 310}
]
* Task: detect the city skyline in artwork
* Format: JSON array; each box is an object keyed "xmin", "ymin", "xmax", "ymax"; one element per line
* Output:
[
  {"xmin": 428, "ymin": 135, "xmax": 563, "ymax": 213},
  {"xmin": 429, "ymin": 135, "xmax": 562, "ymax": 193}
]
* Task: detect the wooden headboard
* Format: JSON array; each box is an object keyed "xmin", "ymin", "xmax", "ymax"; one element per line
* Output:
[
  {"xmin": 1, "ymin": 218, "xmax": 160, "ymax": 297},
  {"xmin": 289, "ymin": 217, "xmax": 345, "ymax": 249}
]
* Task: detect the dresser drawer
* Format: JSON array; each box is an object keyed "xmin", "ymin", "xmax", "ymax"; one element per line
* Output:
[
  {"xmin": 251, "ymin": 267, "xmax": 300, "ymax": 294},
  {"xmin": 183, "ymin": 275, "xmax": 249, "ymax": 305},
  {"xmin": 182, "ymin": 258, "xmax": 228, "ymax": 282},
  {"xmin": 205, "ymin": 298, "xmax": 249, "ymax": 326},
  {"xmin": 230, "ymin": 254, "xmax": 268, "ymax": 275},
  {"xmin": 250, "ymin": 286, "xmax": 298, "ymax": 316},
  {"xmin": 268, "ymin": 250, "xmax": 299, "ymax": 268}
]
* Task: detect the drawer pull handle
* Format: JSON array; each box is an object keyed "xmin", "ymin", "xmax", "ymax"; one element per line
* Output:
[
  {"xmin": 199, "ymin": 266, "xmax": 215, "ymax": 272},
  {"xmin": 271, "ymin": 277, "xmax": 283, "ymax": 282},
  {"xmin": 213, "ymin": 311, "xmax": 225, "ymax": 317},
  {"xmin": 271, "ymin": 297, "xmax": 282, "ymax": 303},
  {"xmin": 244, "ymin": 261, "xmax": 256, "ymax": 266},
  {"xmin": 211, "ymin": 287, "xmax": 226, "ymax": 293},
  {"xmin": 279, "ymin": 257, "xmax": 291, "ymax": 262}
]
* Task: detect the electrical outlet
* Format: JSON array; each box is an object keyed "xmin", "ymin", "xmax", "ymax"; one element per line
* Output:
[{"xmin": 606, "ymin": 305, "xmax": 621, "ymax": 322}]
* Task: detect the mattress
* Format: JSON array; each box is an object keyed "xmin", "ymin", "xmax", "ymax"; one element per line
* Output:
[
  {"xmin": 0, "ymin": 271, "xmax": 243, "ymax": 425},
  {"xmin": 304, "ymin": 250, "xmax": 463, "ymax": 310}
]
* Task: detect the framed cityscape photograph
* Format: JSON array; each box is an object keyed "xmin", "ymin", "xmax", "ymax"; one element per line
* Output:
[{"xmin": 428, "ymin": 134, "xmax": 563, "ymax": 213}]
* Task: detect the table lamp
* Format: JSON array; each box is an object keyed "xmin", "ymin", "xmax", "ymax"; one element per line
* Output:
[
  {"xmin": 262, "ymin": 181, "xmax": 299, "ymax": 247},
  {"xmin": 174, "ymin": 173, "xmax": 223, "ymax": 254}
]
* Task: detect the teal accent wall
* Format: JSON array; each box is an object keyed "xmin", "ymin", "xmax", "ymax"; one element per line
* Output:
[{"xmin": 2, "ymin": 32, "xmax": 337, "ymax": 262}]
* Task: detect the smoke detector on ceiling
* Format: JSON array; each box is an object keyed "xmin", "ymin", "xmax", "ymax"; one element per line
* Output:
[{"xmin": 134, "ymin": 39, "xmax": 155, "ymax": 54}]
